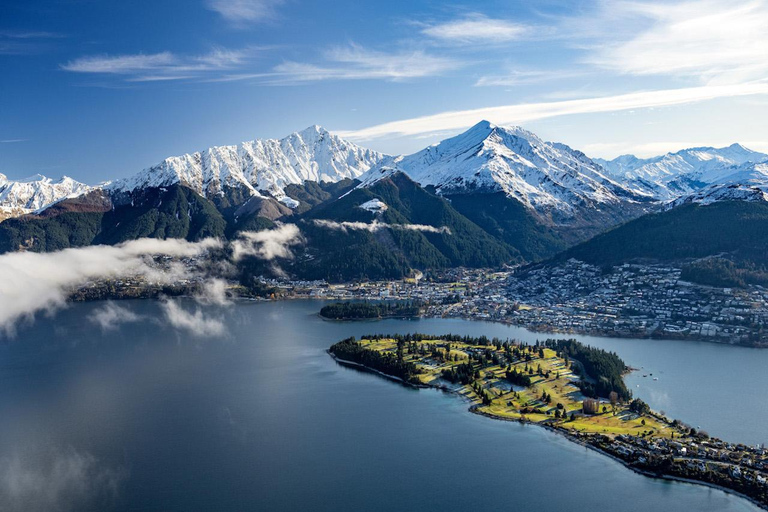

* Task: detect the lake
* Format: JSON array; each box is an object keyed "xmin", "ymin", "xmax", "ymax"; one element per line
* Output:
[{"xmin": 0, "ymin": 299, "xmax": 764, "ymax": 512}]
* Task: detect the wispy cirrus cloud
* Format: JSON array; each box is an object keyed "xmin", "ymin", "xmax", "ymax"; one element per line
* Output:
[
  {"xmin": 60, "ymin": 47, "xmax": 256, "ymax": 82},
  {"xmin": 337, "ymin": 82, "xmax": 768, "ymax": 141},
  {"xmin": 0, "ymin": 30, "xmax": 65, "ymax": 55},
  {"xmin": 586, "ymin": 0, "xmax": 768, "ymax": 85},
  {"xmin": 475, "ymin": 69, "xmax": 587, "ymax": 87},
  {"xmin": 420, "ymin": 13, "xmax": 532, "ymax": 44},
  {"xmin": 206, "ymin": 0, "xmax": 285, "ymax": 25},
  {"xmin": 263, "ymin": 43, "xmax": 463, "ymax": 84}
]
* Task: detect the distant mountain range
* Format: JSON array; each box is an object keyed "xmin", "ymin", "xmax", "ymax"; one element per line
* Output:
[
  {"xmin": 595, "ymin": 144, "xmax": 768, "ymax": 199},
  {"xmin": 2, "ymin": 122, "xmax": 767, "ymax": 283},
  {"xmin": 0, "ymin": 173, "xmax": 91, "ymax": 222}
]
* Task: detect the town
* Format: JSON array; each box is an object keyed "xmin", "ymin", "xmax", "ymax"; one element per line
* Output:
[
  {"xmin": 258, "ymin": 260, "xmax": 768, "ymax": 346},
  {"xmin": 69, "ymin": 255, "xmax": 768, "ymax": 347}
]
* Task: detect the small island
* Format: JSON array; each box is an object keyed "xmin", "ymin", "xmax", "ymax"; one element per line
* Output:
[
  {"xmin": 329, "ymin": 334, "xmax": 768, "ymax": 509},
  {"xmin": 319, "ymin": 301, "xmax": 423, "ymax": 320}
]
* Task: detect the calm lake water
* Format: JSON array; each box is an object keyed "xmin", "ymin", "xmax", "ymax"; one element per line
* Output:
[{"xmin": 0, "ymin": 299, "xmax": 765, "ymax": 512}]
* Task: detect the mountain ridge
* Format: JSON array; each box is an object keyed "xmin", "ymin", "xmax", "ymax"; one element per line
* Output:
[
  {"xmin": 595, "ymin": 144, "xmax": 768, "ymax": 200},
  {"xmin": 360, "ymin": 121, "xmax": 650, "ymax": 218}
]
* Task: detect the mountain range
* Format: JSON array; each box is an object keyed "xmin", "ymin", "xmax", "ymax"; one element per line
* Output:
[
  {"xmin": 0, "ymin": 173, "xmax": 91, "ymax": 222},
  {"xmin": 2, "ymin": 121, "xmax": 767, "ymax": 283},
  {"xmin": 595, "ymin": 144, "xmax": 768, "ymax": 199}
]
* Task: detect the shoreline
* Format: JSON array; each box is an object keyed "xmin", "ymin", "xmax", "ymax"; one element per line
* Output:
[
  {"xmin": 330, "ymin": 351, "xmax": 768, "ymax": 511},
  {"xmin": 426, "ymin": 310, "xmax": 766, "ymax": 348},
  {"xmin": 68, "ymin": 292, "xmax": 766, "ymax": 348}
]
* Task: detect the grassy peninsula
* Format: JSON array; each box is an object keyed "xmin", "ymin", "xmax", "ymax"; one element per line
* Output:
[{"xmin": 329, "ymin": 334, "xmax": 768, "ymax": 508}]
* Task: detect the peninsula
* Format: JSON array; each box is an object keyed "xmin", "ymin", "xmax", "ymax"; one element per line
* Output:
[{"xmin": 329, "ymin": 334, "xmax": 768, "ymax": 508}]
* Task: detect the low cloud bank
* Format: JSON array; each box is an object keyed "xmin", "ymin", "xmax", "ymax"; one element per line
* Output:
[
  {"xmin": 232, "ymin": 224, "xmax": 303, "ymax": 261},
  {"xmin": 0, "ymin": 225, "xmax": 311, "ymax": 335},
  {"xmin": 0, "ymin": 238, "xmax": 221, "ymax": 334},
  {"xmin": 312, "ymin": 219, "xmax": 452, "ymax": 234}
]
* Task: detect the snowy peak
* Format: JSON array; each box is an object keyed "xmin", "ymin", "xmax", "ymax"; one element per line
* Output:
[
  {"xmin": 0, "ymin": 174, "xmax": 91, "ymax": 221},
  {"xmin": 598, "ymin": 144, "xmax": 768, "ymax": 199},
  {"xmin": 668, "ymin": 161, "xmax": 768, "ymax": 208},
  {"xmin": 669, "ymin": 182, "xmax": 768, "ymax": 208},
  {"xmin": 108, "ymin": 126, "xmax": 389, "ymax": 205},
  {"xmin": 361, "ymin": 120, "xmax": 644, "ymax": 217}
]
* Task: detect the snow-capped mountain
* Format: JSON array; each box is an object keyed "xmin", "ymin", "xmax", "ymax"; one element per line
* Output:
[
  {"xmin": 108, "ymin": 125, "xmax": 388, "ymax": 206},
  {"xmin": 0, "ymin": 173, "xmax": 90, "ymax": 221},
  {"xmin": 360, "ymin": 121, "xmax": 647, "ymax": 218},
  {"xmin": 668, "ymin": 182, "xmax": 768, "ymax": 208},
  {"xmin": 595, "ymin": 144, "xmax": 768, "ymax": 199},
  {"xmin": 666, "ymin": 161, "xmax": 768, "ymax": 208},
  {"xmin": 714, "ymin": 160, "xmax": 768, "ymax": 185}
]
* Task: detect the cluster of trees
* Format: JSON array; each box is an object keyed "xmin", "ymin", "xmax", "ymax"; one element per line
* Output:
[
  {"xmin": 505, "ymin": 367, "xmax": 532, "ymax": 387},
  {"xmin": 470, "ymin": 381, "xmax": 494, "ymax": 406},
  {"xmin": 360, "ymin": 333, "xmax": 499, "ymax": 345},
  {"xmin": 319, "ymin": 301, "xmax": 422, "ymax": 320},
  {"xmin": 329, "ymin": 337, "xmax": 420, "ymax": 383},
  {"xmin": 629, "ymin": 398, "xmax": 651, "ymax": 415},
  {"xmin": 441, "ymin": 362, "xmax": 478, "ymax": 385},
  {"xmin": 544, "ymin": 339, "xmax": 631, "ymax": 401},
  {"xmin": 681, "ymin": 257, "xmax": 768, "ymax": 288}
]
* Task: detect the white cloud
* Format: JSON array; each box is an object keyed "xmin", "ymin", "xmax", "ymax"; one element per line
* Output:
[
  {"xmin": 62, "ymin": 52, "xmax": 176, "ymax": 74},
  {"xmin": 160, "ymin": 300, "xmax": 226, "ymax": 337},
  {"xmin": 194, "ymin": 278, "xmax": 232, "ymax": 306},
  {"xmin": 88, "ymin": 281, "xmax": 233, "ymax": 335},
  {"xmin": 0, "ymin": 238, "xmax": 221, "ymax": 334},
  {"xmin": 206, "ymin": 0, "xmax": 285, "ymax": 25},
  {"xmin": 312, "ymin": 219, "xmax": 452, "ymax": 234},
  {"xmin": 421, "ymin": 14, "xmax": 531, "ymax": 44},
  {"xmin": 265, "ymin": 43, "xmax": 463, "ymax": 84},
  {"xmin": 88, "ymin": 302, "xmax": 142, "ymax": 332},
  {"xmin": 61, "ymin": 47, "xmax": 254, "ymax": 82},
  {"xmin": 336, "ymin": 82, "xmax": 768, "ymax": 141},
  {"xmin": 0, "ymin": 31, "xmax": 65, "ymax": 55},
  {"xmin": 0, "ymin": 447, "xmax": 127, "ymax": 512},
  {"xmin": 588, "ymin": 0, "xmax": 768, "ymax": 84},
  {"xmin": 475, "ymin": 69, "xmax": 587, "ymax": 87},
  {"xmin": 231, "ymin": 224, "xmax": 303, "ymax": 261}
]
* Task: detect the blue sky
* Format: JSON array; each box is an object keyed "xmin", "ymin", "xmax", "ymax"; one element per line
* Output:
[{"xmin": 1, "ymin": 0, "xmax": 767, "ymax": 183}]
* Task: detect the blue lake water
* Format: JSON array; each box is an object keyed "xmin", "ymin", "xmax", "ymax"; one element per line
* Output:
[{"xmin": 0, "ymin": 299, "xmax": 764, "ymax": 511}]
